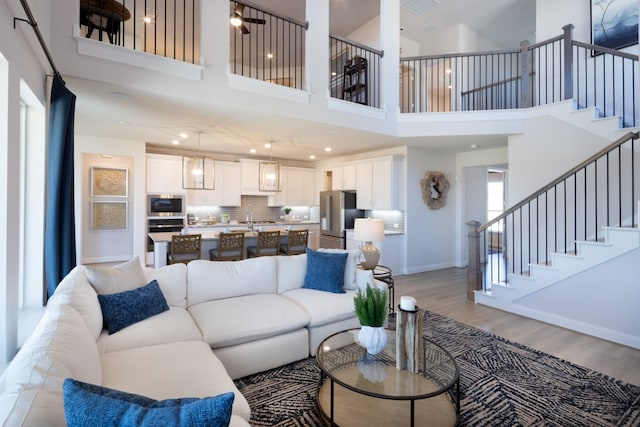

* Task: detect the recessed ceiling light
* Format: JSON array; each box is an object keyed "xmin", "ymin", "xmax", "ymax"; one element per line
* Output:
[
  {"xmin": 143, "ymin": 16, "xmax": 152, "ymax": 23},
  {"xmin": 249, "ymin": 148, "xmax": 257, "ymax": 154},
  {"xmin": 446, "ymin": 69, "xmax": 452, "ymax": 74},
  {"xmin": 331, "ymin": 72, "xmax": 337, "ymax": 76},
  {"xmin": 171, "ymin": 140, "xmax": 180, "ymax": 145},
  {"xmin": 324, "ymin": 147, "xmax": 332, "ymax": 152},
  {"xmin": 119, "ymin": 120, "xmax": 129, "ymax": 125},
  {"xmin": 266, "ymin": 53, "xmax": 274, "ymax": 59},
  {"xmin": 309, "ymin": 155, "xmax": 316, "ymax": 160},
  {"xmin": 470, "ymin": 144, "xmax": 479, "ymax": 149},
  {"xmin": 264, "ymin": 142, "xmax": 271, "ymax": 148},
  {"xmin": 179, "ymin": 132, "xmax": 188, "ymax": 139}
]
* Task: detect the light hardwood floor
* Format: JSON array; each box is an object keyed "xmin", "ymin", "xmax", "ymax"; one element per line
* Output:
[{"xmin": 393, "ymin": 268, "xmax": 640, "ymax": 387}]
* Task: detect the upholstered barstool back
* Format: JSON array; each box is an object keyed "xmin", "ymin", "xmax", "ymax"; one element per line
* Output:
[
  {"xmin": 280, "ymin": 229, "xmax": 309, "ymax": 255},
  {"xmin": 209, "ymin": 231, "xmax": 245, "ymax": 261},
  {"xmin": 247, "ymin": 230, "xmax": 281, "ymax": 258},
  {"xmin": 169, "ymin": 234, "xmax": 202, "ymax": 264}
]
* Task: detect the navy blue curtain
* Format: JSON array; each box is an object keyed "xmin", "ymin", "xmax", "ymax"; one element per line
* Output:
[{"xmin": 44, "ymin": 76, "xmax": 77, "ymax": 298}]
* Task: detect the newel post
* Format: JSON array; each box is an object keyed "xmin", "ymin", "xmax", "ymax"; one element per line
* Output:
[
  {"xmin": 562, "ymin": 24, "xmax": 575, "ymax": 101},
  {"xmin": 466, "ymin": 220, "xmax": 482, "ymax": 301}
]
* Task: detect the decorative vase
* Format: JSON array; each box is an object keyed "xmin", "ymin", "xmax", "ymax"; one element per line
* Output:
[{"xmin": 358, "ymin": 326, "xmax": 388, "ymax": 355}]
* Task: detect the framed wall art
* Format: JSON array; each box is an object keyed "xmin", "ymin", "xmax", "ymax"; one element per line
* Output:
[
  {"xmin": 91, "ymin": 167, "xmax": 128, "ymax": 197},
  {"xmin": 591, "ymin": 0, "xmax": 638, "ymax": 51},
  {"xmin": 91, "ymin": 201, "xmax": 128, "ymax": 231}
]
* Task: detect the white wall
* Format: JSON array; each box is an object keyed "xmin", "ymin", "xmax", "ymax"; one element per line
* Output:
[
  {"xmin": 518, "ymin": 248, "xmax": 640, "ymax": 345},
  {"xmin": 404, "ymin": 145, "xmax": 457, "ymax": 274},
  {"xmin": 536, "ymin": 0, "xmax": 591, "ymax": 42},
  {"xmin": 75, "ymin": 136, "xmax": 147, "ymax": 265},
  {"xmin": 421, "ymin": 24, "xmax": 503, "ymax": 56},
  {"xmin": 507, "ymin": 116, "xmax": 610, "ymax": 203}
]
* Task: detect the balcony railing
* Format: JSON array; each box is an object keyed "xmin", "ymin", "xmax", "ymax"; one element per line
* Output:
[
  {"xmin": 329, "ymin": 35, "xmax": 383, "ymax": 108},
  {"xmin": 400, "ymin": 25, "xmax": 638, "ymax": 127},
  {"xmin": 229, "ymin": 0, "xmax": 308, "ymax": 90},
  {"xmin": 79, "ymin": 0, "xmax": 198, "ymax": 63}
]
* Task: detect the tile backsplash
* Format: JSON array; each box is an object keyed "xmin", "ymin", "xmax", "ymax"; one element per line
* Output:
[{"xmin": 187, "ymin": 196, "xmax": 311, "ymax": 223}]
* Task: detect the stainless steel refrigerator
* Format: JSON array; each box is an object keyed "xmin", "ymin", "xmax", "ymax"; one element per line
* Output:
[{"xmin": 319, "ymin": 191, "xmax": 364, "ymax": 249}]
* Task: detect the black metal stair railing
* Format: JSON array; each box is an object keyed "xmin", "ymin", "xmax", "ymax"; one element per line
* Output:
[
  {"xmin": 329, "ymin": 35, "xmax": 383, "ymax": 108},
  {"xmin": 229, "ymin": 0, "xmax": 308, "ymax": 90},
  {"xmin": 466, "ymin": 131, "xmax": 640, "ymax": 298},
  {"xmin": 79, "ymin": 0, "xmax": 198, "ymax": 64}
]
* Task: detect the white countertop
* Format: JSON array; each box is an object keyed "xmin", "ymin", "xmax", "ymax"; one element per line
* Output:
[{"xmin": 185, "ymin": 220, "xmax": 318, "ymax": 228}]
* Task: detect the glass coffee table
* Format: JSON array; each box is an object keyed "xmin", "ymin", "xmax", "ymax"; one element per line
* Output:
[{"xmin": 316, "ymin": 328, "xmax": 459, "ymax": 426}]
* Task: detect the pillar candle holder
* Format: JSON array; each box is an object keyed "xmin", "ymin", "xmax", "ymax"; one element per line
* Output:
[{"xmin": 395, "ymin": 306, "xmax": 423, "ymax": 373}]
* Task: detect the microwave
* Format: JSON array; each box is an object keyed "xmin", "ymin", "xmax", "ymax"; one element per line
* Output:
[{"xmin": 147, "ymin": 194, "xmax": 185, "ymax": 217}]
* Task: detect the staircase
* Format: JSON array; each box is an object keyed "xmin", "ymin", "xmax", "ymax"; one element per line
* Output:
[
  {"xmin": 474, "ymin": 226, "xmax": 640, "ymax": 348},
  {"xmin": 467, "ymin": 128, "xmax": 640, "ymax": 349}
]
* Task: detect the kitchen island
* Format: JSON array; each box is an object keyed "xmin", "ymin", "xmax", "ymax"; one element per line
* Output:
[{"xmin": 149, "ymin": 225, "xmax": 317, "ymax": 268}]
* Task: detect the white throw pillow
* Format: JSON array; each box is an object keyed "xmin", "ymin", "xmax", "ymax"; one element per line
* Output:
[
  {"xmin": 143, "ymin": 263, "xmax": 188, "ymax": 308},
  {"xmin": 85, "ymin": 257, "xmax": 147, "ymax": 295},
  {"xmin": 317, "ymin": 248, "xmax": 361, "ymax": 290}
]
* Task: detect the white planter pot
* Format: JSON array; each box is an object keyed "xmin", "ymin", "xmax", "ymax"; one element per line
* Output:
[{"xmin": 357, "ymin": 326, "xmax": 388, "ymax": 355}]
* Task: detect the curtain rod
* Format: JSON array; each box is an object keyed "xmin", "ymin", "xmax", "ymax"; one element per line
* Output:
[{"xmin": 14, "ymin": 0, "xmax": 63, "ymax": 83}]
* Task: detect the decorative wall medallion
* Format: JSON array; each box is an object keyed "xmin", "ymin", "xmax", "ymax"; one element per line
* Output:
[{"xmin": 420, "ymin": 171, "xmax": 450, "ymax": 210}]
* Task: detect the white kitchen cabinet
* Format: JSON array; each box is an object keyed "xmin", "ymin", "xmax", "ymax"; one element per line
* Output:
[
  {"xmin": 287, "ymin": 167, "xmax": 315, "ymax": 206},
  {"xmin": 268, "ymin": 166, "xmax": 315, "ymax": 207},
  {"xmin": 146, "ymin": 154, "xmax": 184, "ymax": 194},
  {"xmin": 331, "ymin": 164, "xmax": 356, "ymax": 190},
  {"xmin": 186, "ymin": 161, "xmax": 241, "ymax": 206},
  {"xmin": 241, "ymin": 159, "xmax": 275, "ymax": 196},
  {"xmin": 216, "ymin": 161, "xmax": 242, "ymax": 206},
  {"xmin": 356, "ymin": 156, "xmax": 400, "ymax": 210}
]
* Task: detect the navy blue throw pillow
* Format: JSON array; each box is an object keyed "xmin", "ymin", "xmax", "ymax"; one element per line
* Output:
[
  {"xmin": 97, "ymin": 279, "xmax": 169, "ymax": 334},
  {"xmin": 302, "ymin": 248, "xmax": 348, "ymax": 293},
  {"xmin": 63, "ymin": 378, "xmax": 234, "ymax": 427}
]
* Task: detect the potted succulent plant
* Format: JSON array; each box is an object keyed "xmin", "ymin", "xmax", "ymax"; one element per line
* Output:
[
  {"xmin": 353, "ymin": 284, "xmax": 388, "ymax": 354},
  {"xmin": 283, "ymin": 207, "xmax": 292, "ymax": 221}
]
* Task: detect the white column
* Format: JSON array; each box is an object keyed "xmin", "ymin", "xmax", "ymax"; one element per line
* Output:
[
  {"xmin": 380, "ymin": 0, "xmax": 401, "ymax": 116},
  {"xmin": 305, "ymin": 0, "xmax": 330, "ymax": 97}
]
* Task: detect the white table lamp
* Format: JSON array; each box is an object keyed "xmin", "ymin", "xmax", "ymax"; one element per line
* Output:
[{"xmin": 353, "ymin": 218, "xmax": 385, "ymax": 270}]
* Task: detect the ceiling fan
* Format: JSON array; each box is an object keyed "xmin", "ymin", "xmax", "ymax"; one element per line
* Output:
[{"xmin": 230, "ymin": 4, "xmax": 266, "ymax": 35}]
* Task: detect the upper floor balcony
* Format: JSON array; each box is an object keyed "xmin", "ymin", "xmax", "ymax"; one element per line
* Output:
[{"xmin": 52, "ymin": 0, "xmax": 638, "ymax": 151}]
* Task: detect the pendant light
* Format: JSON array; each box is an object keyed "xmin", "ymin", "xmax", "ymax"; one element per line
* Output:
[
  {"xmin": 259, "ymin": 142, "xmax": 281, "ymax": 191},
  {"xmin": 182, "ymin": 132, "xmax": 215, "ymax": 189}
]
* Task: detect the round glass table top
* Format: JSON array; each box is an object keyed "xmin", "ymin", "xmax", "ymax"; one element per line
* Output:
[{"xmin": 316, "ymin": 328, "xmax": 459, "ymax": 400}]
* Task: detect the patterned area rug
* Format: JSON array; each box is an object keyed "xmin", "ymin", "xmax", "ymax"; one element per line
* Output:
[{"xmin": 234, "ymin": 311, "xmax": 640, "ymax": 426}]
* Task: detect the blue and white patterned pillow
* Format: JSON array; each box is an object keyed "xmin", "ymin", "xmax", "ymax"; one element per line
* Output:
[
  {"xmin": 97, "ymin": 279, "xmax": 169, "ymax": 334},
  {"xmin": 302, "ymin": 248, "xmax": 348, "ymax": 293}
]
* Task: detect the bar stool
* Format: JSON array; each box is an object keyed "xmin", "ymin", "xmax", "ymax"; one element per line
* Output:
[
  {"xmin": 247, "ymin": 230, "xmax": 281, "ymax": 257},
  {"xmin": 209, "ymin": 232, "xmax": 245, "ymax": 261},
  {"xmin": 280, "ymin": 229, "xmax": 309, "ymax": 255},
  {"xmin": 169, "ymin": 234, "xmax": 201, "ymax": 265}
]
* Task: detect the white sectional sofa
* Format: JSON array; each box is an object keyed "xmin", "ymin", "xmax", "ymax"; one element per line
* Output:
[{"xmin": 0, "ymin": 251, "xmax": 382, "ymax": 426}]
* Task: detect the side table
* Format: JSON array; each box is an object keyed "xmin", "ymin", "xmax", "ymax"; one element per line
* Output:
[{"xmin": 359, "ymin": 264, "xmax": 395, "ymax": 314}]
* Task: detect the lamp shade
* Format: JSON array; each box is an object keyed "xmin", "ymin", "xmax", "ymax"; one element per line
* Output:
[{"xmin": 353, "ymin": 218, "xmax": 384, "ymax": 242}]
